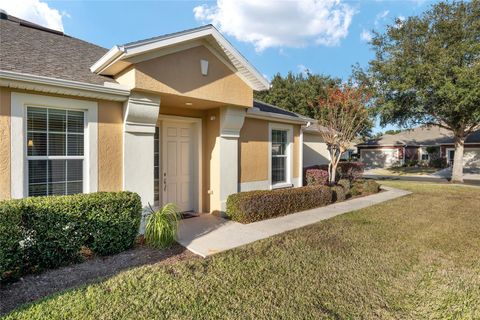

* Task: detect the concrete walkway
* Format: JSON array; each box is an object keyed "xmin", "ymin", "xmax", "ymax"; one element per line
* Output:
[{"xmin": 177, "ymin": 186, "xmax": 411, "ymax": 257}]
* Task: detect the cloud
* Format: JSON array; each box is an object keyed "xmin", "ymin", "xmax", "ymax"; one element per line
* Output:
[
  {"xmin": 0, "ymin": 0, "xmax": 65, "ymax": 31},
  {"xmin": 374, "ymin": 9, "xmax": 389, "ymax": 26},
  {"xmin": 360, "ymin": 29, "xmax": 373, "ymax": 42},
  {"xmin": 193, "ymin": 0, "xmax": 355, "ymax": 52}
]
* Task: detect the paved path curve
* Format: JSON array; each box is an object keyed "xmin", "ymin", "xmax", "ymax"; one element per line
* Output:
[{"xmin": 177, "ymin": 186, "xmax": 412, "ymax": 257}]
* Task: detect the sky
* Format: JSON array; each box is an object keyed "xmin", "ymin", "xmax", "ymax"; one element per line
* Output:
[{"xmin": 0, "ymin": 0, "xmax": 437, "ymax": 133}]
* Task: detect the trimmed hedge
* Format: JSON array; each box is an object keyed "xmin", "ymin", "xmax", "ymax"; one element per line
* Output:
[
  {"xmin": 304, "ymin": 162, "xmax": 365, "ymax": 183},
  {"xmin": 0, "ymin": 192, "xmax": 141, "ymax": 282},
  {"xmin": 226, "ymin": 186, "xmax": 333, "ymax": 223},
  {"xmin": 352, "ymin": 179, "xmax": 381, "ymax": 196},
  {"xmin": 331, "ymin": 186, "xmax": 347, "ymax": 202}
]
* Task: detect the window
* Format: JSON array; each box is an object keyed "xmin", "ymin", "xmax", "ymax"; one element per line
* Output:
[
  {"xmin": 154, "ymin": 126, "xmax": 160, "ymax": 206},
  {"xmin": 271, "ymin": 129, "xmax": 289, "ymax": 185},
  {"xmin": 421, "ymin": 153, "xmax": 429, "ymax": 161},
  {"xmin": 27, "ymin": 107, "xmax": 85, "ymax": 196}
]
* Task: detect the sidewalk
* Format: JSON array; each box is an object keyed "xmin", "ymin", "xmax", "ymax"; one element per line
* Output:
[{"xmin": 177, "ymin": 186, "xmax": 411, "ymax": 257}]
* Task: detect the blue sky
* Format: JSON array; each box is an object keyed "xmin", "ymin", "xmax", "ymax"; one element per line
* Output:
[{"xmin": 1, "ymin": 0, "xmax": 437, "ymax": 132}]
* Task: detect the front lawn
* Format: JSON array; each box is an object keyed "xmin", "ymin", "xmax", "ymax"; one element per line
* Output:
[
  {"xmin": 5, "ymin": 181, "xmax": 480, "ymax": 319},
  {"xmin": 368, "ymin": 166, "xmax": 440, "ymax": 176}
]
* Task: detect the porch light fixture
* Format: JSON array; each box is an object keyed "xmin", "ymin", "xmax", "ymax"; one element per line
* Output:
[{"xmin": 200, "ymin": 59, "xmax": 208, "ymax": 76}]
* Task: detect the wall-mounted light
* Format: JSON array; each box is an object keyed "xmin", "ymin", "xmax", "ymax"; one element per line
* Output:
[
  {"xmin": 185, "ymin": 102, "xmax": 193, "ymax": 106},
  {"xmin": 28, "ymin": 139, "xmax": 34, "ymax": 147},
  {"xmin": 210, "ymin": 115, "xmax": 216, "ymax": 121},
  {"xmin": 200, "ymin": 59, "xmax": 209, "ymax": 76}
]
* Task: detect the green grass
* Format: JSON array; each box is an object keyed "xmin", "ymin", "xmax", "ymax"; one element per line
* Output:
[
  {"xmin": 369, "ymin": 167, "xmax": 439, "ymax": 176},
  {"xmin": 5, "ymin": 181, "xmax": 480, "ymax": 319}
]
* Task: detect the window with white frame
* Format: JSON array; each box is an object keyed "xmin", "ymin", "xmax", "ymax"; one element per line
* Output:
[
  {"xmin": 421, "ymin": 153, "xmax": 429, "ymax": 161},
  {"xmin": 26, "ymin": 106, "xmax": 85, "ymax": 196},
  {"xmin": 271, "ymin": 129, "xmax": 289, "ymax": 185}
]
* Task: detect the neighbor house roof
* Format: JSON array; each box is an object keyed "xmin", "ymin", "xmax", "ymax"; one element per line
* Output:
[
  {"xmin": 0, "ymin": 13, "xmax": 116, "ymax": 86},
  {"xmin": 90, "ymin": 24, "xmax": 270, "ymax": 91},
  {"xmin": 358, "ymin": 126, "xmax": 480, "ymax": 147},
  {"xmin": 247, "ymin": 100, "xmax": 310, "ymax": 124}
]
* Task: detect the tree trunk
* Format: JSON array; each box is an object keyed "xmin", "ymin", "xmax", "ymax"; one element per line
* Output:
[{"xmin": 451, "ymin": 135, "xmax": 465, "ymax": 183}]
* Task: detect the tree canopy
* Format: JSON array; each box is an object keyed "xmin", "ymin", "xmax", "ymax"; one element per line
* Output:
[
  {"xmin": 368, "ymin": 0, "xmax": 480, "ymax": 182},
  {"xmin": 370, "ymin": 0, "xmax": 480, "ymax": 135},
  {"xmin": 254, "ymin": 71, "xmax": 341, "ymax": 119}
]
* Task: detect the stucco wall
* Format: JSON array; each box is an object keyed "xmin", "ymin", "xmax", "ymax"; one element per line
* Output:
[
  {"xmin": 238, "ymin": 118, "xmax": 301, "ymax": 183},
  {"xmin": 0, "ymin": 87, "xmax": 11, "ymax": 200},
  {"xmin": 98, "ymin": 100, "xmax": 123, "ymax": 191},
  {"xmin": 119, "ymin": 45, "xmax": 253, "ymax": 108},
  {"xmin": 303, "ymin": 133, "xmax": 330, "ymax": 167}
]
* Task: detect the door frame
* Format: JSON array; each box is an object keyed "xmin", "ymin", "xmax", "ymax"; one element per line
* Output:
[
  {"xmin": 446, "ymin": 148, "xmax": 455, "ymax": 167},
  {"xmin": 157, "ymin": 115, "xmax": 203, "ymax": 213}
]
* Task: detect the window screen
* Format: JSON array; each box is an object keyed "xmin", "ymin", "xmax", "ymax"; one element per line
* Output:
[
  {"xmin": 271, "ymin": 129, "xmax": 288, "ymax": 184},
  {"xmin": 27, "ymin": 107, "xmax": 85, "ymax": 196}
]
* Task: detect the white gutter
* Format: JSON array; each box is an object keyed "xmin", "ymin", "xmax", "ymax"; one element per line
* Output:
[
  {"xmin": 0, "ymin": 70, "xmax": 130, "ymax": 101},
  {"xmin": 90, "ymin": 45, "xmax": 125, "ymax": 73}
]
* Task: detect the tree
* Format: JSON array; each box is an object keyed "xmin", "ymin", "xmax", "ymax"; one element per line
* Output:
[
  {"xmin": 385, "ymin": 129, "xmax": 402, "ymax": 135},
  {"xmin": 369, "ymin": 0, "xmax": 480, "ymax": 182},
  {"xmin": 254, "ymin": 71, "xmax": 340, "ymax": 118},
  {"xmin": 311, "ymin": 85, "xmax": 373, "ymax": 184}
]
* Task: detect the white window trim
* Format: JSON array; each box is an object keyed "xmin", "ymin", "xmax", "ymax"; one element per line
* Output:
[
  {"xmin": 11, "ymin": 92, "xmax": 98, "ymax": 198},
  {"xmin": 268, "ymin": 123, "xmax": 293, "ymax": 189}
]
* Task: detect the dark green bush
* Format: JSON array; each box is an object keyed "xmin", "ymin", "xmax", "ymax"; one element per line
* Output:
[
  {"xmin": 331, "ymin": 186, "xmax": 347, "ymax": 202},
  {"xmin": 0, "ymin": 201, "xmax": 24, "ymax": 281},
  {"xmin": 0, "ymin": 192, "xmax": 141, "ymax": 282},
  {"xmin": 226, "ymin": 186, "xmax": 333, "ymax": 223}
]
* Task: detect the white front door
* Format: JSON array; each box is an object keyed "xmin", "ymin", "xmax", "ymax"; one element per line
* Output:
[{"xmin": 162, "ymin": 122, "xmax": 194, "ymax": 212}]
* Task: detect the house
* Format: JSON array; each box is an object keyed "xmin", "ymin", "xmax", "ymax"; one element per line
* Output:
[
  {"xmin": 0, "ymin": 12, "xmax": 315, "ymax": 214},
  {"xmin": 303, "ymin": 122, "xmax": 358, "ymax": 168},
  {"xmin": 357, "ymin": 126, "xmax": 480, "ymax": 169}
]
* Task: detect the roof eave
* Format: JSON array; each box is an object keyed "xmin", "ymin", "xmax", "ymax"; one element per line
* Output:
[{"xmin": 91, "ymin": 26, "xmax": 270, "ymax": 91}]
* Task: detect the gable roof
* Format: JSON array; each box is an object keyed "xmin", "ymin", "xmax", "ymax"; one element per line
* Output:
[
  {"xmin": 91, "ymin": 25, "xmax": 270, "ymax": 91},
  {"xmin": 358, "ymin": 126, "xmax": 480, "ymax": 147},
  {"xmin": 0, "ymin": 13, "xmax": 116, "ymax": 86}
]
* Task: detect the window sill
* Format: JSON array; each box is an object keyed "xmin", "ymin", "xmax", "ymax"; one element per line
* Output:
[{"xmin": 271, "ymin": 182, "xmax": 293, "ymax": 190}]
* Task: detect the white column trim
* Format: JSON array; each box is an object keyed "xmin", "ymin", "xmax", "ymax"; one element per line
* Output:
[
  {"xmin": 10, "ymin": 92, "xmax": 98, "ymax": 198},
  {"xmin": 299, "ymin": 127, "xmax": 304, "ymax": 187}
]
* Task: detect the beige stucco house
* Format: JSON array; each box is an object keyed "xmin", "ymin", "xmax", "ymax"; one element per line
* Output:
[{"xmin": 0, "ymin": 13, "xmax": 314, "ymax": 214}]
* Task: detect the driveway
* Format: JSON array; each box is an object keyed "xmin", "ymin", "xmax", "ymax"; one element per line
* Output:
[{"xmin": 364, "ymin": 167, "xmax": 480, "ymax": 186}]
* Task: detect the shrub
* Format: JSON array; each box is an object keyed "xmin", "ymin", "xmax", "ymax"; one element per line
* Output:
[
  {"xmin": 331, "ymin": 186, "xmax": 347, "ymax": 202},
  {"xmin": 0, "ymin": 192, "xmax": 141, "ymax": 282},
  {"xmin": 430, "ymin": 157, "xmax": 447, "ymax": 168},
  {"xmin": 352, "ymin": 179, "xmax": 381, "ymax": 195},
  {"xmin": 337, "ymin": 162, "xmax": 365, "ymax": 181},
  {"xmin": 145, "ymin": 203, "xmax": 180, "ymax": 249},
  {"xmin": 304, "ymin": 162, "xmax": 364, "ymax": 184},
  {"xmin": 305, "ymin": 168, "xmax": 329, "ymax": 186},
  {"xmin": 226, "ymin": 186, "xmax": 333, "ymax": 223},
  {"xmin": 337, "ymin": 179, "xmax": 351, "ymax": 191}
]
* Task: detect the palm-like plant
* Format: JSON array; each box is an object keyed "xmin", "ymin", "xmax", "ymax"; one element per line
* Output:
[{"xmin": 144, "ymin": 203, "xmax": 180, "ymax": 249}]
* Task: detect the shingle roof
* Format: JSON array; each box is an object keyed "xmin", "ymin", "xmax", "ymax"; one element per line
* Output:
[
  {"xmin": 0, "ymin": 13, "xmax": 116, "ymax": 85},
  {"xmin": 123, "ymin": 24, "xmax": 214, "ymax": 47},
  {"xmin": 253, "ymin": 100, "xmax": 302, "ymax": 118},
  {"xmin": 358, "ymin": 126, "xmax": 480, "ymax": 146}
]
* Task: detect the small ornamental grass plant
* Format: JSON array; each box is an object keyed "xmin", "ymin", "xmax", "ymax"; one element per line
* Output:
[{"xmin": 145, "ymin": 203, "xmax": 181, "ymax": 249}]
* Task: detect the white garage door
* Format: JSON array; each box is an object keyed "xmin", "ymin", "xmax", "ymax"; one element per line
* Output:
[
  {"xmin": 361, "ymin": 149, "xmax": 397, "ymax": 168},
  {"xmin": 464, "ymin": 148, "xmax": 480, "ymax": 169}
]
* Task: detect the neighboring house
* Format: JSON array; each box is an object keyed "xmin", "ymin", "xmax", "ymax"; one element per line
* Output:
[
  {"xmin": 357, "ymin": 126, "xmax": 480, "ymax": 168},
  {"xmin": 0, "ymin": 13, "xmax": 311, "ymax": 214}
]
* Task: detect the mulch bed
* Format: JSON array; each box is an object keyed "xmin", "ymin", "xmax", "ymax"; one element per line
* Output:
[{"xmin": 0, "ymin": 244, "xmax": 195, "ymax": 315}]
